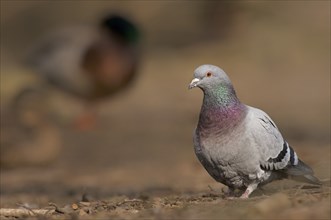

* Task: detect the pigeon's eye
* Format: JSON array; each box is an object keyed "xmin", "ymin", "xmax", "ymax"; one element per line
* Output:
[{"xmin": 206, "ymin": 72, "xmax": 212, "ymax": 77}]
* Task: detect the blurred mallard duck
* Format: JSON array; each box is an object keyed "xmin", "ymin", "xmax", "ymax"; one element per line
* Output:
[
  {"xmin": 0, "ymin": 87, "xmax": 61, "ymax": 168},
  {"xmin": 27, "ymin": 15, "xmax": 140, "ymax": 101},
  {"xmin": 25, "ymin": 15, "xmax": 140, "ymax": 129}
]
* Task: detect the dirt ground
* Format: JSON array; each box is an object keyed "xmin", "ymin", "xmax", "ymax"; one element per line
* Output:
[
  {"xmin": 0, "ymin": 137, "xmax": 330, "ymax": 219},
  {"xmin": 1, "ymin": 2, "xmax": 330, "ymax": 219}
]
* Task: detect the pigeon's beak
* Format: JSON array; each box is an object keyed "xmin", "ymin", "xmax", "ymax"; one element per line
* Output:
[{"xmin": 188, "ymin": 78, "xmax": 200, "ymax": 89}]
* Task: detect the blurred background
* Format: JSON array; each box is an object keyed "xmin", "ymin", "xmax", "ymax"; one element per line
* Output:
[{"xmin": 0, "ymin": 1, "xmax": 330, "ymax": 218}]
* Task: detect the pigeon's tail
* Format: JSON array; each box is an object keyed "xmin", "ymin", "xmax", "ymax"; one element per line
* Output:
[
  {"xmin": 291, "ymin": 174, "xmax": 322, "ymax": 185},
  {"xmin": 285, "ymin": 160, "xmax": 322, "ymax": 186}
]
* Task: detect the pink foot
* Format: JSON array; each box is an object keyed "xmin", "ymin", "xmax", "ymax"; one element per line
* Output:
[
  {"xmin": 239, "ymin": 183, "xmax": 258, "ymax": 199},
  {"xmin": 72, "ymin": 112, "xmax": 96, "ymax": 131}
]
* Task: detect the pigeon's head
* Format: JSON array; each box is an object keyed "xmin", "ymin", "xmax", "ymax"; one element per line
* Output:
[{"xmin": 188, "ymin": 64, "xmax": 231, "ymax": 90}]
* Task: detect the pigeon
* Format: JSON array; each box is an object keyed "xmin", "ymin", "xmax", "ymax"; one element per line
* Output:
[{"xmin": 188, "ymin": 64, "xmax": 321, "ymax": 199}]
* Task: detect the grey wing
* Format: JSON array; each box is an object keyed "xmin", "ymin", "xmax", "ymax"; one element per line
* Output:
[
  {"xmin": 247, "ymin": 107, "xmax": 299, "ymax": 171},
  {"xmin": 27, "ymin": 27, "xmax": 94, "ymax": 67},
  {"xmin": 26, "ymin": 27, "xmax": 96, "ymax": 95}
]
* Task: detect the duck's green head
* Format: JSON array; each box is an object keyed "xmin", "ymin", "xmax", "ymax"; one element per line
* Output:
[{"xmin": 101, "ymin": 15, "xmax": 140, "ymax": 44}]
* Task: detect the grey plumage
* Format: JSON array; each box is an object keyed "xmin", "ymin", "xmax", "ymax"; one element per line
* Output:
[{"xmin": 189, "ymin": 64, "xmax": 321, "ymax": 198}]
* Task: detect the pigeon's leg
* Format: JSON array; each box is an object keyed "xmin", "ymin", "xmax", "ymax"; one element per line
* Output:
[{"xmin": 240, "ymin": 182, "xmax": 258, "ymax": 199}]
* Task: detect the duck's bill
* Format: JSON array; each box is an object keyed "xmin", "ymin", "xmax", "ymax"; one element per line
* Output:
[{"xmin": 188, "ymin": 78, "xmax": 200, "ymax": 89}]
